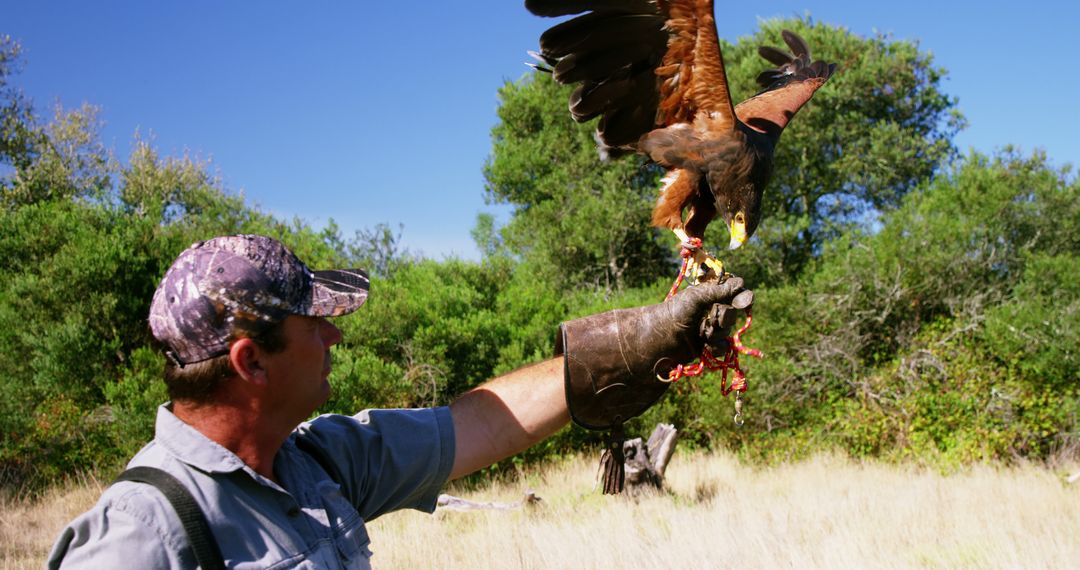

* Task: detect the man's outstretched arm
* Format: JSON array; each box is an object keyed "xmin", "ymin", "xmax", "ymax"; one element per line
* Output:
[{"xmin": 448, "ymin": 357, "xmax": 568, "ymax": 480}]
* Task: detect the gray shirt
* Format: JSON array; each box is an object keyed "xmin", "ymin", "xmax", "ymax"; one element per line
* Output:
[{"xmin": 47, "ymin": 403, "xmax": 456, "ymax": 569}]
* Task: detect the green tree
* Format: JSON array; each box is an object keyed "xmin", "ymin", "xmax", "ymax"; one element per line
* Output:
[
  {"xmin": 1, "ymin": 39, "xmax": 115, "ymax": 208},
  {"xmin": 0, "ymin": 41, "xmax": 384, "ymax": 488},
  {"xmin": 0, "ymin": 35, "xmax": 36, "ymax": 175},
  {"xmin": 724, "ymin": 19, "xmax": 964, "ymax": 284},
  {"xmin": 723, "ymin": 149, "xmax": 1078, "ymax": 465}
]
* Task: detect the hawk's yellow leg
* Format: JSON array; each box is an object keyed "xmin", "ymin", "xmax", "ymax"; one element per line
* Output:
[{"xmin": 672, "ymin": 228, "xmax": 725, "ymax": 284}]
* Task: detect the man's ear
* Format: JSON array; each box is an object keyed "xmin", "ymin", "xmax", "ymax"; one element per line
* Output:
[{"xmin": 229, "ymin": 338, "xmax": 269, "ymax": 388}]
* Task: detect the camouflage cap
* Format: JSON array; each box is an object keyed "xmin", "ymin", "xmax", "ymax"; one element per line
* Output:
[{"xmin": 149, "ymin": 234, "xmax": 369, "ymax": 367}]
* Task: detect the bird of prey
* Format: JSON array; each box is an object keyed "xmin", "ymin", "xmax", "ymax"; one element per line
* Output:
[{"xmin": 526, "ymin": 0, "xmax": 836, "ymax": 262}]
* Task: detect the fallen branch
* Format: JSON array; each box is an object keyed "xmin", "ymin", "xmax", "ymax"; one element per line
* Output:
[{"xmin": 436, "ymin": 491, "xmax": 541, "ymax": 512}]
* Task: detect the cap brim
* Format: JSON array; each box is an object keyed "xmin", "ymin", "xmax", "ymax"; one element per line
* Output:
[{"xmin": 308, "ymin": 268, "xmax": 370, "ymax": 317}]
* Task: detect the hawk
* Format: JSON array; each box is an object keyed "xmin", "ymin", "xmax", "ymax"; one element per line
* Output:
[{"xmin": 527, "ymin": 0, "xmax": 836, "ymax": 255}]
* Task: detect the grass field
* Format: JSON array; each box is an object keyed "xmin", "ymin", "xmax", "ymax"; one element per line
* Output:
[{"xmin": 4, "ymin": 453, "xmax": 1078, "ymax": 569}]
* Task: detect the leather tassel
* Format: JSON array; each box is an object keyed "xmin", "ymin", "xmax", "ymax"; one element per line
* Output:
[{"xmin": 599, "ymin": 426, "xmax": 626, "ymax": 494}]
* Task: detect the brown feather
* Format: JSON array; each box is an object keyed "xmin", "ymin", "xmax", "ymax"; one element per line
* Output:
[
  {"xmin": 685, "ymin": 0, "xmax": 735, "ymax": 128},
  {"xmin": 540, "ymin": 13, "xmax": 664, "ymax": 60},
  {"xmin": 652, "ymin": 170, "xmax": 698, "ymax": 229},
  {"xmin": 683, "ymin": 193, "xmax": 719, "ymax": 239},
  {"xmin": 525, "ymin": 0, "xmax": 654, "ymax": 18}
]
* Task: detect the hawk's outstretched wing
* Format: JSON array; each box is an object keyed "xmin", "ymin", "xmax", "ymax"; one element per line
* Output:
[{"xmin": 528, "ymin": 0, "xmax": 836, "ymax": 246}]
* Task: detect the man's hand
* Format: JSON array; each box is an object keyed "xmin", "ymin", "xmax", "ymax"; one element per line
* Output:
[{"xmin": 557, "ymin": 277, "xmax": 751, "ymax": 431}]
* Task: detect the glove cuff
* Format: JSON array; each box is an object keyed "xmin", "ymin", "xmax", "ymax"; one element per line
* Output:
[{"xmin": 555, "ymin": 310, "xmax": 672, "ymax": 431}]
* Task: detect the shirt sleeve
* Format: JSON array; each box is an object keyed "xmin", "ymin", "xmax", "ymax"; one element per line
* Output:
[
  {"xmin": 46, "ymin": 485, "xmax": 188, "ymax": 569},
  {"xmin": 293, "ymin": 406, "xmax": 456, "ymax": 521}
]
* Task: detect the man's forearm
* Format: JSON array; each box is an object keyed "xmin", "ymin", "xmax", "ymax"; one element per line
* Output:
[{"xmin": 448, "ymin": 357, "xmax": 569, "ymax": 479}]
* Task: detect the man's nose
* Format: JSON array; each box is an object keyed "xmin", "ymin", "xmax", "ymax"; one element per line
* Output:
[{"xmin": 321, "ymin": 318, "xmax": 342, "ymax": 347}]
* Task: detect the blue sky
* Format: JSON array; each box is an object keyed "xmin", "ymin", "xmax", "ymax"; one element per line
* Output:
[{"xmin": 6, "ymin": 1, "xmax": 1077, "ymax": 259}]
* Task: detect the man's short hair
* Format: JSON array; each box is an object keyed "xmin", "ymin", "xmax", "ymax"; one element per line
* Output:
[{"xmin": 163, "ymin": 318, "xmax": 290, "ymax": 403}]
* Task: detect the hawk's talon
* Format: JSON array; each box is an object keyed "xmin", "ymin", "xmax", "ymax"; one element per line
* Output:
[
  {"xmin": 704, "ymin": 257, "xmax": 724, "ymax": 276},
  {"xmin": 672, "ymin": 228, "xmax": 725, "ymax": 286}
]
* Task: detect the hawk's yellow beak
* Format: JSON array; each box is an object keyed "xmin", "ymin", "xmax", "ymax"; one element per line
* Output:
[{"xmin": 728, "ymin": 218, "xmax": 747, "ymax": 250}]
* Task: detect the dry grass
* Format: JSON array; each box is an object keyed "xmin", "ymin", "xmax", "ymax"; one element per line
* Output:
[
  {"xmin": 4, "ymin": 454, "xmax": 1078, "ymax": 569},
  {"xmin": 370, "ymin": 453, "xmax": 1080, "ymax": 569},
  {"xmin": 0, "ymin": 475, "xmax": 106, "ymax": 570}
]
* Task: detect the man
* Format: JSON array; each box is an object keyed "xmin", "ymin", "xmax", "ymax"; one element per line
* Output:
[{"xmin": 48, "ymin": 234, "xmax": 749, "ymax": 568}]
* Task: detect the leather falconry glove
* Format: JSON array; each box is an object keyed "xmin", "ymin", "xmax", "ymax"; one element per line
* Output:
[{"xmin": 555, "ymin": 277, "xmax": 752, "ymax": 493}]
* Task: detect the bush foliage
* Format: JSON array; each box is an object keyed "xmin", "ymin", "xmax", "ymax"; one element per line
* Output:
[{"xmin": 0, "ymin": 24, "xmax": 1076, "ymax": 491}]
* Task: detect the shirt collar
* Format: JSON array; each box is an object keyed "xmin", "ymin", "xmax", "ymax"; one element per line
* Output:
[{"xmin": 154, "ymin": 403, "xmax": 249, "ymax": 474}]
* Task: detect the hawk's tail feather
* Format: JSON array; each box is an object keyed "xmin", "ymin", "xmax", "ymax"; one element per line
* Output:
[
  {"xmin": 758, "ymin": 45, "xmax": 795, "ymax": 67},
  {"xmin": 754, "ymin": 30, "xmax": 837, "ymax": 92},
  {"xmin": 781, "ymin": 30, "xmax": 812, "ymax": 59}
]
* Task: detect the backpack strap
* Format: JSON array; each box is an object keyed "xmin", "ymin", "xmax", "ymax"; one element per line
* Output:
[{"xmin": 113, "ymin": 467, "xmax": 226, "ymax": 570}]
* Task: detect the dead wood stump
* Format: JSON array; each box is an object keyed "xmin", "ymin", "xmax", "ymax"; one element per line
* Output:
[{"xmin": 622, "ymin": 423, "xmax": 678, "ymax": 494}]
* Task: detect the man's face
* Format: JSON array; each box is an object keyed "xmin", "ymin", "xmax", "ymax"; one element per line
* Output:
[{"xmin": 262, "ymin": 315, "xmax": 342, "ymax": 422}]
